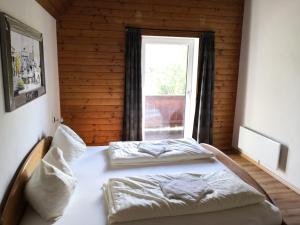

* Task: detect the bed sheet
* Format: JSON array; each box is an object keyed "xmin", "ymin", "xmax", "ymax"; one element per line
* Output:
[{"xmin": 20, "ymin": 146, "xmax": 282, "ymax": 225}]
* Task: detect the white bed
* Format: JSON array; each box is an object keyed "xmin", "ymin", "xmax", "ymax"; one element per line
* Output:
[{"xmin": 20, "ymin": 146, "xmax": 282, "ymax": 225}]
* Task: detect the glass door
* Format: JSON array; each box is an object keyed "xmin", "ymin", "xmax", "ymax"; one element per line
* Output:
[{"xmin": 142, "ymin": 36, "xmax": 199, "ymax": 140}]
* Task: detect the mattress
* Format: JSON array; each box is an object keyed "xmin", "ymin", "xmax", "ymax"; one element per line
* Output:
[{"xmin": 20, "ymin": 146, "xmax": 282, "ymax": 225}]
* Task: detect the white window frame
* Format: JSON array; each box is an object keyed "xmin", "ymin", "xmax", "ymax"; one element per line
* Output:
[{"xmin": 141, "ymin": 35, "xmax": 199, "ymax": 140}]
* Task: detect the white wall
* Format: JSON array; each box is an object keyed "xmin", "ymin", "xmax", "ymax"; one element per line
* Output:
[
  {"xmin": 0, "ymin": 0, "xmax": 60, "ymax": 202},
  {"xmin": 233, "ymin": 0, "xmax": 300, "ymax": 190}
]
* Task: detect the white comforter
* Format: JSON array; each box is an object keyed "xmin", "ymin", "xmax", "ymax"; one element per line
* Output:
[
  {"xmin": 103, "ymin": 170, "xmax": 266, "ymax": 224},
  {"xmin": 108, "ymin": 138, "xmax": 214, "ymax": 166}
]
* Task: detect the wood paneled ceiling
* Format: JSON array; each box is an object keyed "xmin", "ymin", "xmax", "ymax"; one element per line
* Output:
[{"xmin": 36, "ymin": 0, "xmax": 73, "ymax": 19}]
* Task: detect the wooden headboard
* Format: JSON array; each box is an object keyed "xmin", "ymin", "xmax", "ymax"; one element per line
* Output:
[{"xmin": 0, "ymin": 137, "xmax": 52, "ymax": 225}]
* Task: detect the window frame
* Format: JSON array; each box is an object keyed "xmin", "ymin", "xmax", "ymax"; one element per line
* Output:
[{"xmin": 141, "ymin": 35, "xmax": 199, "ymax": 140}]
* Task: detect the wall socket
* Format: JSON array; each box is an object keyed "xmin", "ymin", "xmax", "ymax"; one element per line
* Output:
[
  {"xmin": 52, "ymin": 116, "xmax": 60, "ymax": 124},
  {"xmin": 52, "ymin": 112, "xmax": 62, "ymax": 124}
]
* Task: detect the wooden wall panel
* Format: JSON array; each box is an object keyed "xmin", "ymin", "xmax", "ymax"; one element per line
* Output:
[
  {"xmin": 36, "ymin": 0, "xmax": 72, "ymax": 19},
  {"xmin": 57, "ymin": 0, "xmax": 244, "ymax": 150}
]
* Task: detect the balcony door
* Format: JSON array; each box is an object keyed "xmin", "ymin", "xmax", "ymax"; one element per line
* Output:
[{"xmin": 142, "ymin": 36, "xmax": 199, "ymax": 140}]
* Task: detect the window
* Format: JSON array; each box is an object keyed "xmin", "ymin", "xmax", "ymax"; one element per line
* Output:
[{"xmin": 142, "ymin": 36, "xmax": 199, "ymax": 140}]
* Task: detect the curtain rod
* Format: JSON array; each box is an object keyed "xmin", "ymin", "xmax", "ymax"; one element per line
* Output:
[{"xmin": 125, "ymin": 26, "xmax": 214, "ymax": 34}]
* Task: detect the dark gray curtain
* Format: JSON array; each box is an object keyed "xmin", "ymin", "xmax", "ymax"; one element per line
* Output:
[
  {"xmin": 192, "ymin": 32, "xmax": 215, "ymax": 144},
  {"xmin": 122, "ymin": 28, "xmax": 142, "ymax": 141}
]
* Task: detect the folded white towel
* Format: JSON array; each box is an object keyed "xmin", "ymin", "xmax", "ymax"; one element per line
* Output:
[
  {"xmin": 138, "ymin": 142, "xmax": 171, "ymax": 156},
  {"xmin": 160, "ymin": 174, "xmax": 213, "ymax": 202}
]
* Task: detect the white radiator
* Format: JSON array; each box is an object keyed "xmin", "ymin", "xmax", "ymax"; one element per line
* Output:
[{"xmin": 238, "ymin": 126, "xmax": 281, "ymax": 170}]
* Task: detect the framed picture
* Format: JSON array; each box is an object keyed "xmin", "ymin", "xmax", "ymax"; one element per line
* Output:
[{"xmin": 0, "ymin": 13, "xmax": 45, "ymax": 112}]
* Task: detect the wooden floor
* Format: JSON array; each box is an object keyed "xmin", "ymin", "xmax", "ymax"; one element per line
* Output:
[{"xmin": 228, "ymin": 153, "xmax": 300, "ymax": 225}]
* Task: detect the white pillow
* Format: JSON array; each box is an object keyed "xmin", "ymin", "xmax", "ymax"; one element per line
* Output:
[
  {"xmin": 51, "ymin": 124, "xmax": 86, "ymax": 164},
  {"xmin": 25, "ymin": 159, "xmax": 77, "ymax": 221},
  {"xmin": 43, "ymin": 146, "xmax": 73, "ymax": 177}
]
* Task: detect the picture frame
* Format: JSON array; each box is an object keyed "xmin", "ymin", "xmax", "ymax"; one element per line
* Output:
[{"xmin": 0, "ymin": 13, "xmax": 45, "ymax": 112}]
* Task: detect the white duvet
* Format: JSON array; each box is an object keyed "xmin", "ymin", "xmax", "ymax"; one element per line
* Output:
[
  {"xmin": 108, "ymin": 138, "xmax": 214, "ymax": 166},
  {"xmin": 103, "ymin": 170, "xmax": 266, "ymax": 224}
]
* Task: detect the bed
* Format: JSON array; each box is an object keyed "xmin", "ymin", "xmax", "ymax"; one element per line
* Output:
[{"xmin": 0, "ymin": 137, "xmax": 285, "ymax": 225}]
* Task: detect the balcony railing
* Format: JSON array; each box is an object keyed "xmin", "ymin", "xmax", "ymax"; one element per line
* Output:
[{"xmin": 144, "ymin": 95, "xmax": 185, "ymax": 140}]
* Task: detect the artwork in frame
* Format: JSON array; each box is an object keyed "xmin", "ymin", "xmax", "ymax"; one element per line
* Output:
[{"xmin": 0, "ymin": 13, "xmax": 45, "ymax": 112}]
